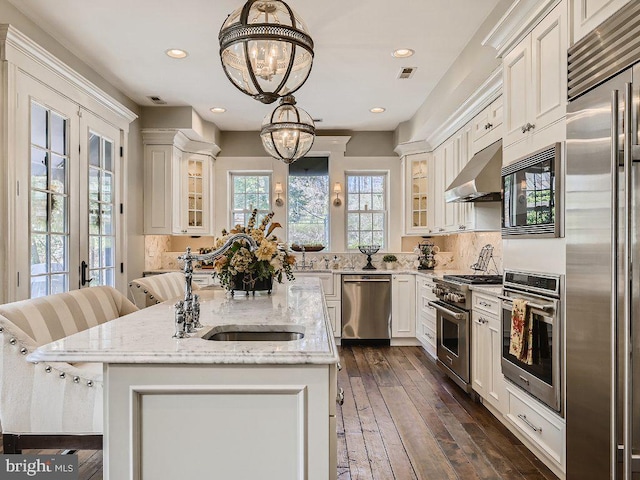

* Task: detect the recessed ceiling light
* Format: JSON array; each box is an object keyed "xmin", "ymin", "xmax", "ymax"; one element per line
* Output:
[
  {"xmin": 165, "ymin": 48, "xmax": 188, "ymax": 59},
  {"xmin": 210, "ymin": 107, "xmax": 226, "ymax": 114},
  {"xmin": 392, "ymin": 48, "xmax": 415, "ymax": 58},
  {"xmin": 370, "ymin": 107, "xmax": 386, "ymax": 114}
]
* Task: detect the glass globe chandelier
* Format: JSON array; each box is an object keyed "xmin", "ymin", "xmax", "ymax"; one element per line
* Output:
[
  {"xmin": 219, "ymin": 0, "xmax": 314, "ymax": 104},
  {"xmin": 260, "ymin": 95, "xmax": 315, "ymax": 163}
]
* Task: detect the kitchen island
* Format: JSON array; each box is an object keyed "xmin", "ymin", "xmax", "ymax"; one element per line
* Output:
[{"xmin": 29, "ymin": 278, "xmax": 339, "ymax": 480}]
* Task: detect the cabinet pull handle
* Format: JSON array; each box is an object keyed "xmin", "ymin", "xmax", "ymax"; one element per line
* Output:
[
  {"xmin": 337, "ymin": 387, "xmax": 345, "ymax": 406},
  {"xmin": 438, "ymin": 228, "xmax": 445, "ymax": 232},
  {"xmin": 521, "ymin": 125, "xmax": 527, "ymax": 133},
  {"xmin": 517, "ymin": 414, "xmax": 542, "ymax": 433},
  {"xmin": 528, "ymin": 123, "xmax": 535, "ymax": 132},
  {"xmin": 337, "ymin": 362, "xmax": 342, "ymax": 371}
]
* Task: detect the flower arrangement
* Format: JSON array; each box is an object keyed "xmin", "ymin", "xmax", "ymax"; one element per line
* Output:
[{"xmin": 212, "ymin": 209, "xmax": 295, "ymax": 291}]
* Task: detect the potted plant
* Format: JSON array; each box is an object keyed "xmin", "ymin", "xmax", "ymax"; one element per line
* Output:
[
  {"xmin": 382, "ymin": 254, "xmax": 398, "ymax": 270},
  {"xmin": 212, "ymin": 209, "xmax": 295, "ymax": 294}
]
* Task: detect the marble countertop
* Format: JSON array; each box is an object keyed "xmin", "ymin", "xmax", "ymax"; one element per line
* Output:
[
  {"xmin": 28, "ymin": 278, "xmax": 339, "ymax": 366},
  {"xmin": 469, "ymin": 284, "xmax": 503, "ymax": 296}
]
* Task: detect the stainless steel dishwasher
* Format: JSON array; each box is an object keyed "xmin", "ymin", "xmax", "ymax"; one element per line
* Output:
[{"xmin": 341, "ymin": 274, "xmax": 392, "ymax": 342}]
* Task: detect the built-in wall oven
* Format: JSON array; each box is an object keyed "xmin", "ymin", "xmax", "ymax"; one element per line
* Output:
[
  {"xmin": 501, "ymin": 143, "xmax": 563, "ymax": 238},
  {"xmin": 500, "ymin": 270, "xmax": 562, "ymax": 414}
]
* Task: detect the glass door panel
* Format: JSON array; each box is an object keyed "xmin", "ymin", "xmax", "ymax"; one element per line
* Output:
[
  {"xmin": 29, "ymin": 102, "xmax": 70, "ymax": 298},
  {"xmin": 188, "ymin": 159, "xmax": 203, "ymax": 227},
  {"xmin": 87, "ymin": 132, "xmax": 116, "ymax": 287}
]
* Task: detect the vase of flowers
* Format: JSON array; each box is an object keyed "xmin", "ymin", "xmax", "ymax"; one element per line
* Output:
[{"xmin": 212, "ymin": 209, "xmax": 295, "ymax": 295}]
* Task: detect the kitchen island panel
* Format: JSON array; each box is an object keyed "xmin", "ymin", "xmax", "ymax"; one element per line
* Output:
[{"xmin": 106, "ymin": 363, "xmax": 333, "ymax": 480}]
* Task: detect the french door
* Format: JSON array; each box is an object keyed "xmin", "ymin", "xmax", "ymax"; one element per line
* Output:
[{"xmin": 16, "ymin": 72, "xmax": 122, "ymax": 299}]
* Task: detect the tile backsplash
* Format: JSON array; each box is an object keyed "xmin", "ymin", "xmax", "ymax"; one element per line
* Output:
[{"xmin": 146, "ymin": 231, "xmax": 503, "ymax": 273}]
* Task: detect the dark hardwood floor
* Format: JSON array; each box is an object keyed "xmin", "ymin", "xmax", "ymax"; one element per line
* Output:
[{"xmin": 0, "ymin": 346, "xmax": 558, "ymax": 480}]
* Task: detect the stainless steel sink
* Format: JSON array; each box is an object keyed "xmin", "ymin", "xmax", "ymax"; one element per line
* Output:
[{"xmin": 203, "ymin": 326, "xmax": 305, "ymax": 342}]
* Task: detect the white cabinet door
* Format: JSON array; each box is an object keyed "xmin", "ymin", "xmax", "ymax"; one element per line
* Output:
[
  {"xmin": 325, "ymin": 300, "xmax": 341, "ymax": 338},
  {"xmin": 471, "ymin": 311, "xmax": 488, "ymax": 397},
  {"xmin": 178, "ymin": 153, "xmax": 213, "ymax": 236},
  {"xmin": 503, "ymin": 37, "xmax": 532, "ymax": 147},
  {"xmin": 404, "ymin": 152, "xmax": 431, "ymax": 235},
  {"xmin": 431, "ymin": 147, "xmax": 445, "ymax": 233},
  {"xmin": 531, "ymin": 2, "xmax": 567, "ymax": 134},
  {"xmin": 391, "ymin": 274, "xmax": 416, "ymax": 337},
  {"xmin": 487, "ymin": 313, "xmax": 507, "ymax": 412},
  {"xmin": 573, "ymin": 0, "xmax": 629, "ymax": 44},
  {"xmin": 442, "ymin": 138, "xmax": 459, "ymax": 232},
  {"xmin": 503, "ymin": 0, "xmax": 568, "ymax": 149},
  {"xmin": 144, "ymin": 144, "xmax": 176, "ymax": 235},
  {"xmin": 471, "ymin": 292, "xmax": 506, "ymax": 414}
]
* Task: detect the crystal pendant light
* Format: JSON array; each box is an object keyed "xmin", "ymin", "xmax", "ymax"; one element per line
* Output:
[
  {"xmin": 219, "ymin": 0, "xmax": 314, "ymax": 104},
  {"xmin": 260, "ymin": 95, "xmax": 315, "ymax": 163}
]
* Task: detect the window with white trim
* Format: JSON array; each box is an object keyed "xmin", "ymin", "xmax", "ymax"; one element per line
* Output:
[
  {"xmin": 346, "ymin": 173, "xmax": 387, "ymax": 250},
  {"xmin": 230, "ymin": 173, "xmax": 271, "ymax": 228}
]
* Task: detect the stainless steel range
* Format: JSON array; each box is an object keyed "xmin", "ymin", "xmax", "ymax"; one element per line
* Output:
[{"xmin": 429, "ymin": 274, "xmax": 502, "ymax": 392}]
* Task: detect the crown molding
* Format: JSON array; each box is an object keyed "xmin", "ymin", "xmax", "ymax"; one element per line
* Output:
[
  {"xmin": 482, "ymin": 0, "xmax": 561, "ymax": 58},
  {"xmin": 0, "ymin": 24, "xmax": 137, "ymax": 124},
  {"xmin": 142, "ymin": 129, "xmax": 221, "ymax": 157},
  {"xmin": 426, "ymin": 68, "xmax": 503, "ymax": 150},
  {"xmin": 394, "ymin": 140, "xmax": 431, "ymax": 157}
]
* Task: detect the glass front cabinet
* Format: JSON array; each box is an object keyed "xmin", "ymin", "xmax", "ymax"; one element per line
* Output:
[
  {"xmin": 403, "ymin": 152, "xmax": 433, "ymax": 235},
  {"xmin": 143, "ymin": 130, "xmax": 217, "ymax": 235}
]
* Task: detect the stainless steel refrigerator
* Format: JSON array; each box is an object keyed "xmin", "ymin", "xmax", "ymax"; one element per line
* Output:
[{"xmin": 566, "ymin": 4, "xmax": 640, "ymax": 478}]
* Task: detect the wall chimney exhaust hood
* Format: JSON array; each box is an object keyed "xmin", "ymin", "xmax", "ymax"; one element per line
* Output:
[{"xmin": 445, "ymin": 140, "xmax": 502, "ymax": 203}]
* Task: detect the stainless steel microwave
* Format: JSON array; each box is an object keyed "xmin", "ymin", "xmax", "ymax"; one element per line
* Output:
[{"xmin": 501, "ymin": 143, "xmax": 563, "ymax": 238}]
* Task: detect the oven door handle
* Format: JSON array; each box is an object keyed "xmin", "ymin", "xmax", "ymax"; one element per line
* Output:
[
  {"xmin": 498, "ymin": 295, "xmax": 555, "ymax": 312},
  {"xmin": 427, "ymin": 301, "xmax": 467, "ymax": 320}
]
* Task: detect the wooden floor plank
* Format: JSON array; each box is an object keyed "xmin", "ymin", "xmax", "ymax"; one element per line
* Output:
[
  {"xmin": 352, "ymin": 347, "xmax": 418, "ymax": 480},
  {"xmin": 362, "ymin": 347, "xmax": 401, "ymax": 387},
  {"xmin": 341, "ymin": 372, "xmax": 375, "ymax": 479},
  {"xmin": 383, "ymin": 348, "xmax": 483, "ymax": 480},
  {"xmin": 379, "ymin": 385, "xmax": 458, "ymax": 480},
  {"xmin": 350, "ymin": 377, "xmax": 396, "ymax": 479}
]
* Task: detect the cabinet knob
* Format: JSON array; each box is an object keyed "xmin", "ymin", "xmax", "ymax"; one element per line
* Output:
[
  {"xmin": 438, "ymin": 228, "xmax": 445, "ymax": 232},
  {"xmin": 528, "ymin": 123, "xmax": 536, "ymax": 132},
  {"xmin": 337, "ymin": 387, "xmax": 345, "ymax": 406}
]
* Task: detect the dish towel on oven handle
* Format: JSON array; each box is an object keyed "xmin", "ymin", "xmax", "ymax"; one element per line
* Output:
[{"xmin": 509, "ymin": 298, "xmax": 533, "ymax": 365}]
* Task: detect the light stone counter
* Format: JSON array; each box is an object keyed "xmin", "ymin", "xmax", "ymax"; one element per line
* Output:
[
  {"xmin": 29, "ymin": 277, "xmax": 339, "ymax": 365},
  {"xmin": 469, "ymin": 284, "xmax": 503, "ymax": 296}
]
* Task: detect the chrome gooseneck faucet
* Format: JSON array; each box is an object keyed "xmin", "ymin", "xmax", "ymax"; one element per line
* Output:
[{"xmin": 173, "ymin": 233, "xmax": 258, "ymax": 339}]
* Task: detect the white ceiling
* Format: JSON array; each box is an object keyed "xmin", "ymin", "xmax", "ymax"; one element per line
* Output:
[{"xmin": 8, "ymin": 0, "xmax": 502, "ymax": 131}]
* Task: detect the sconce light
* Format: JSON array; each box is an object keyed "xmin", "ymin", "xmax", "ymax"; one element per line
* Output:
[
  {"xmin": 333, "ymin": 182, "xmax": 342, "ymax": 206},
  {"xmin": 274, "ymin": 182, "xmax": 284, "ymax": 207}
]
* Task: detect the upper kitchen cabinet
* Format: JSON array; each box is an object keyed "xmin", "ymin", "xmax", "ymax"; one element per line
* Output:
[
  {"xmin": 402, "ymin": 152, "xmax": 432, "ymax": 235},
  {"xmin": 143, "ymin": 130, "xmax": 218, "ymax": 236},
  {"xmin": 472, "ymin": 96, "xmax": 503, "ymax": 155},
  {"xmin": 502, "ymin": 0, "xmax": 568, "ymax": 149},
  {"xmin": 431, "ymin": 137, "xmax": 459, "ymax": 234},
  {"xmin": 572, "ymin": 0, "xmax": 630, "ymax": 44}
]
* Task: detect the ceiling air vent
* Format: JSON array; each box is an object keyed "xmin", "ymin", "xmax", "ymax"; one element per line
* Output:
[
  {"xmin": 147, "ymin": 95, "xmax": 167, "ymax": 105},
  {"xmin": 313, "ymin": 118, "xmax": 323, "ymax": 123},
  {"xmin": 397, "ymin": 67, "xmax": 417, "ymax": 79}
]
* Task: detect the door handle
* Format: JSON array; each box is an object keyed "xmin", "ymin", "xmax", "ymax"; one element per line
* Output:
[
  {"xmin": 622, "ymin": 83, "xmax": 633, "ymax": 480},
  {"xmin": 81, "ymin": 260, "xmax": 94, "ymax": 287}
]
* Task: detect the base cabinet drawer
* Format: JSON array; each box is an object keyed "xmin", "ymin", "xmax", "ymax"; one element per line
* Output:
[
  {"xmin": 472, "ymin": 291, "xmax": 501, "ymax": 315},
  {"xmin": 505, "ymin": 386, "xmax": 565, "ymax": 467}
]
